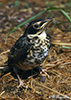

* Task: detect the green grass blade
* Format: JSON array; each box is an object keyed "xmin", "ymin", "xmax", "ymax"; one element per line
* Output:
[
  {"xmin": 14, "ymin": 0, "xmax": 20, "ymax": 8},
  {"xmin": 60, "ymin": 9, "xmax": 71, "ymax": 21},
  {"xmin": 46, "ymin": 25, "xmax": 55, "ymax": 33},
  {"xmin": 62, "ymin": 46, "xmax": 71, "ymax": 49},
  {"xmin": 45, "ymin": 7, "xmax": 71, "ymax": 21},
  {"xmin": 6, "ymin": 10, "xmax": 46, "ymax": 37},
  {"xmin": 6, "ymin": 7, "xmax": 71, "ymax": 37},
  {"xmin": 25, "ymin": 1, "xmax": 29, "ymax": 8},
  {"xmin": 0, "ymin": 2, "xmax": 3, "ymax": 5},
  {"xmin": 56, "ymin": 21, "xmax": 70, "ymax": 26}
]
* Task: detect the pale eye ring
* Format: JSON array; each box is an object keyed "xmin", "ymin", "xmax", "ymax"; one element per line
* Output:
[{"xmin": 34, "ymin": 24, "xmax": 39, "ymax": 28}]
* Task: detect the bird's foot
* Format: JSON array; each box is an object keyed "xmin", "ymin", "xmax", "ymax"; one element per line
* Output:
[
  {"xmin": 17, "ymin": 80, "xmax": 26, "ymax": 88},
  {"xmin": 40, "ymin": 69, "xmax": 49, "ymax": 78}
]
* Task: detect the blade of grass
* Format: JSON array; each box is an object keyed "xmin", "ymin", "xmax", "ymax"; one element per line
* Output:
[
  {"xmin": 46, "ymin": 25, "xmax": 55, "ymax": 33},
  {"xmin": 62, "ymin": 46, "xmax": 71, "ymax": 49},
  {"xmin": 14, "ymin": 0, "xmax": 20, "ymax": 8},
  {"xmin": 56, "ymin": 21, "xmax": 70, "ymax": 26},
  {"xmin": 46, "ymin": 7, "xmax": 71, "ymax": 21},
  {"xmin": 0, "ymin": 2, "xmax": 3, "ymax": 5},
  {"xmin": 6, "ymin": 7, "xmax": 71, "ymax": 37},
  {"xmin": 25, "ymin": 1, "xmax": 29, "ymax": 9},
  {"xmin": 6, "ymin": 10, "xmax": 46, "ymax": 37},
  {"xmin": 60, "ymin": 9, "xmax": 71, "ymax": 21}
]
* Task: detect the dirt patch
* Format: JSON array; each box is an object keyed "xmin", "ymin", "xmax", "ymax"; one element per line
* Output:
[{"xmin": 0, "ymin": 0, "xmax": 71, "ymax": 100}]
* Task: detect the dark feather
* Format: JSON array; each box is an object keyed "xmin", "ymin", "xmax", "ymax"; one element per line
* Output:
[{"xmin": 8, "ymin": 35, "xmax": 32, "ymax": 65}]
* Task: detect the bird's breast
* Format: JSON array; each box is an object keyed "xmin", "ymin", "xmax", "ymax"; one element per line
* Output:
[
  {"xmin": 16, "ymin": 36, "xmax": 50, "ymax": 70},
  {"xmin": 25, "ymin": 36, "xmax": 50, "ymax": 65}
]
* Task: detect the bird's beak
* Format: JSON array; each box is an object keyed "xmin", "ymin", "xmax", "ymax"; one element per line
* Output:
[{"xmin": 43, "ymin": 18, "xmax": 55, "ymax": 28}]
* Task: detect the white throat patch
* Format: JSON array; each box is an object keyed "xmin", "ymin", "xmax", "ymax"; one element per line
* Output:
[{"xmin": 38, "ymin": 31, "xmax": 46, "ymax": 40}]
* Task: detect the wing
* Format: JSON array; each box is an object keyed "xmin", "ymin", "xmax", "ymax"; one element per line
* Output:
[{"xmin": 8, "ymin": 35, "xmax": 32, "ymax": 65}]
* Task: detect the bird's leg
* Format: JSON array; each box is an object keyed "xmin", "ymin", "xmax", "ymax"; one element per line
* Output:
[
  {"xmin": 13, "ymin": 67, "xmax": 25, "ymax": 88},
  {"xmin": 35, "ymin": 66, "xmax": 49, "ymax": 82},
  {"xmin": 16, "ymin": 74, "xmax": 25, "ymax": 88},
  {"xmin": 40, "ymin": 68, "xmax": 49, "ymax": 78}
]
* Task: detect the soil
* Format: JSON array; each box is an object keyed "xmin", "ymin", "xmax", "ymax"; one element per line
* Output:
[{"xmin": 0, "ymin": 0, "xmax": 71, "ymax": 100}]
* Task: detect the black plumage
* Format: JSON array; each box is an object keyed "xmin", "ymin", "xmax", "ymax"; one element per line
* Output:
[{"xmin": 1, "ymin": 18, "xmax": 54, "ymax": 87}]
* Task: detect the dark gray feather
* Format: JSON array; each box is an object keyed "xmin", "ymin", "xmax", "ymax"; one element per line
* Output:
[{"xmin": 8, "ymin": 35, "xmax": 32, "ymax": 65}]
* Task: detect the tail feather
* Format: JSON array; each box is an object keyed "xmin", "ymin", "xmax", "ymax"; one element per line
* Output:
[{"xmin": 0, "ymin": 66, "xmax": 10, "ymax": 78}]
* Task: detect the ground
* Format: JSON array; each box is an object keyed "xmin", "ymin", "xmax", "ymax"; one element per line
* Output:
[{"xmin": 0, "ymin": 0, "xmax": 71, "ymax": 100}]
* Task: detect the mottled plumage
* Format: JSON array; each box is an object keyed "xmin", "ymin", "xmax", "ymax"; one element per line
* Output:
[{"xmin": 5, "ymin": 18, "xmax": 54, "ymax": 87}]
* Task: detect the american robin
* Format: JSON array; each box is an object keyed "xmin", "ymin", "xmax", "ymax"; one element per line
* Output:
[{"xmin": 2, "ymin": 18, "xmax": 54, "ymax": 87}]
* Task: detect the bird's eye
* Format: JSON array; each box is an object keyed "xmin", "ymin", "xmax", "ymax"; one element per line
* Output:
[{"xmin": 34, "ymin": 24, "xmax": 39, "ymax": 28}]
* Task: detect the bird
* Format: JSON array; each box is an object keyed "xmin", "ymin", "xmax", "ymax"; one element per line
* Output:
[{"xmin": 1, "ymin": 18, "xmax": 54, "ymax": 87}]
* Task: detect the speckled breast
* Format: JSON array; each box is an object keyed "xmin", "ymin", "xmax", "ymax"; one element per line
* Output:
[
  {"xmin": 16, "ymin": 32, "xmax": 50, "ymax": 70},
  {"xmin": 23, "ymin": 40, "xmax": 50, "ymax": 70}
]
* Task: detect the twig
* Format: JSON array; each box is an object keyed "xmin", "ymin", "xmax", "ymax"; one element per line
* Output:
[
  {"xmin": 61, "ymin": 62, "xmax": 71, "ymax": 65},
  {"xmin": 35, "ymin": 81, "xmax": 71, "ymax": 99},
  {"xmin": 0, "ymin": 50, "xmax": 10, "ymax": 55},
  {"xmin": 43, "ymin": 60, "xmax": 65, "ymax": 70},
  {"xmin": 0, "ymin": 67, "xmax": 5, "ymax": 69},
  {"xmin": 2, "ymin": 72, "xmax": 11, "ymax": 77},
  {"xmin": 0, "ymin": 91, "xmax": 5, "ymax": 96},
  {"xmin": 52, "ymin": 42, "xmax": 71, "ymax": 46}
]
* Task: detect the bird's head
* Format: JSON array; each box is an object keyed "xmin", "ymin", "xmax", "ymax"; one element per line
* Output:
[{"xmin": 24, "ymin": 18, "xmax": 55, "ymax": 39}]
